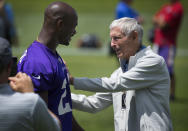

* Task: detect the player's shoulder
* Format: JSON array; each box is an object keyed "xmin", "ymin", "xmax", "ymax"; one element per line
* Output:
[
  {"xmin": 21, "ymin": 42, "xmax": 53, "ymax": 65},
  {"xmin": 27, "ymin": 41, "xmax": 47, "ymax": 57}
]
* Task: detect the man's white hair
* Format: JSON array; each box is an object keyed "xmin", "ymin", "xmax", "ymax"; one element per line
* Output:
[{"xmin": 109, "ymin": 17, "xmax": 143, "ymax": 44}]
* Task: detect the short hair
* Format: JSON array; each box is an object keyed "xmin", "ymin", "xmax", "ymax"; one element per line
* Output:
[
  {"xmin": 0, "ymin": 37, "xmax": 12, "ymax": 73},
  {"xmin": 109, "ymin": 17, "xmax": 143, "ymax": 44}
]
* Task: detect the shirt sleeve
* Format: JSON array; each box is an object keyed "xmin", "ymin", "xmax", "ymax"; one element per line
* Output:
[
  {"xmin": 18, "ymin": 59, "xmax": 54, "ymax": 92},
  {"xmin": 71, "ymin": 92, "xmax": 112, "ymax": 113},
  {"xmin": 32, "ymin": 96, "xmax": 61, "ymax": 131},
  {"xmin": 74, "ymin": 55, "xmax": 169, "ymax": 92}
]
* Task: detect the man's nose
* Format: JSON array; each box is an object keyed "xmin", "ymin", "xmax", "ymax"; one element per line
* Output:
[{"xmin": 111, "ymin": 40, "xmax": 116, "ymax": 47}]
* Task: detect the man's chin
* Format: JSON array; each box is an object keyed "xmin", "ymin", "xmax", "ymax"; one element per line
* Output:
[
  {"xmin": 116, "ymin": 54, "xmax": 123, "ymax": 59},
  {"xmin": 116, "ymin": 53, "xmax": 121, "ymax": 58}
]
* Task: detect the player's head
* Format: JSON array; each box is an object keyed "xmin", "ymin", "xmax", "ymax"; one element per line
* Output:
[
  {"xmin": 109, "ymin": 17, "xmax": 143, "ymax": 60},
  {"xmin": 0, "ymin": 37, "xmax": 12, "ymax": 76},
  {"xmin": 43, "ymin": 1, "xmax": 78, "ymax": 46}
]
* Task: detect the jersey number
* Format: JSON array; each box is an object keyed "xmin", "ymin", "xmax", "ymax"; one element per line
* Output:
[{"xmin": 58, "ymin": 79, "xmax": 72, "ymax": 115}]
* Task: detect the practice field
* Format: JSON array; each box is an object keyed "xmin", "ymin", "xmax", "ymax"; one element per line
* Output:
[{"xmin": 8, "ymin": 0, "xmax": 188, "ymax": 130}]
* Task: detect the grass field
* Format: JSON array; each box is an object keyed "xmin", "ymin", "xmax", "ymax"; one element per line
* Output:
[{"xmin": 6, "ymin": 0, "xmax": 188, "ymax": 130}]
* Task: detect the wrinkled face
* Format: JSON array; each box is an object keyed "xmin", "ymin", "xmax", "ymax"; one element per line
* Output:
[
  {"xmin": 110, "ymin": 27, "xmax": 139, "ymax": 60},
  {"xmin": 58, "ymin": 14, "xmax": 78, "ymax": 46}
]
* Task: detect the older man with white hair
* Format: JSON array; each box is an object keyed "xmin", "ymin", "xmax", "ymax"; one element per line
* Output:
[{"xmin": 70, "ymin": 17, "xmax": 173, "ymax": 131}]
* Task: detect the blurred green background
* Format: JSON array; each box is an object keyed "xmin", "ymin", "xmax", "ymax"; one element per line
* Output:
[{"xmin": 7, "ymin": 0, "xmax": 188, "ymax": 130}]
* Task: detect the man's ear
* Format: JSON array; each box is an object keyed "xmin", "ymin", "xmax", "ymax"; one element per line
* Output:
[
  {"xmin": 56, "ymin": 19, "xmax": 63, "ymax": 30},
  {"xmin": 130, "ymin": 31, "xmax": 138, "ymax": 40}
]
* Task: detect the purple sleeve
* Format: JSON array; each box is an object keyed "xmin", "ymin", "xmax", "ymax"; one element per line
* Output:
[{"xmin": 18, "ymin": 59, "xmax": 54, "ymax": 92}]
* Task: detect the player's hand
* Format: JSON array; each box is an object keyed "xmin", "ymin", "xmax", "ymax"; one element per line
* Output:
[{"xmin": 8, "ymin": 72, "xmax": 34, "ymax": 93}]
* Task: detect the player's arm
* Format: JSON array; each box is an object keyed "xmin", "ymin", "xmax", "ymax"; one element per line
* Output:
[
  {"xmin": 18, "ymin": 58, "xmax": 53, "ymax": 104},
  {"xmin": 30, "ymin": 72, "xmax": 51, "ymax": 104},
  {"xmin": 9, "ymin": 72, "xmax": 48, "ymax": 104}
]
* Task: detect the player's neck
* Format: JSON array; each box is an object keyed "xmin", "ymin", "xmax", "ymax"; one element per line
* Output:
[{"xmin": 37, "ymin": 32, "xmax": 57, "ymax": 53}]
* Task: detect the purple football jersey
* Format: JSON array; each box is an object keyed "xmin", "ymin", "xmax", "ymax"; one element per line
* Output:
[{"xmin": 18, "ymin": 41, "xmax": 72, "ymax": 131}]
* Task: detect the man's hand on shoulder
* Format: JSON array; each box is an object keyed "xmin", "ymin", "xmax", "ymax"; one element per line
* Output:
[{"xmin": 9, "ymin": 72, "xmax": 34, "ymax": 93}]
